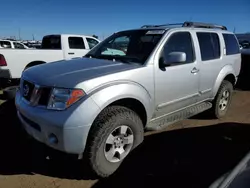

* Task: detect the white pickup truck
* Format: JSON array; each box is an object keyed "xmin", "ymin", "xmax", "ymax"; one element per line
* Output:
[{"xmin": 0, "ymin": 34, "xmax": 100, "ymax": 88}]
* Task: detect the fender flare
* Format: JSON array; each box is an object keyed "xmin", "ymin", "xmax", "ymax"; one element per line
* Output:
[
  {"xmin": 88, "ymin": 81, "xmax": 154, "ymax": 123},
  {"xmin": 212, "ymin": 65, "xmax": 236, "ymax": 97}
]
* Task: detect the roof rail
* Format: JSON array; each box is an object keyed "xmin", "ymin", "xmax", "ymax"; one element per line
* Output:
[
  {"xmin": 183, "ymin": 21, "xmax": 227, "ymax": 30},
  {"xmin": 141, "ymin": 21, "xmax": 227, "ymax": 30},
  {"xmin": 141, "ymin": 23, "xmax": 183, "ymax": 28}
]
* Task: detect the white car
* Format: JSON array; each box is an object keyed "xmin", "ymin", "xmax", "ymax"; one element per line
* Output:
[
  {"xmin": 0, "ymin": 34, "xmax": 100, "ymax": 88},
  {"xmin": 0, "ymin": 40, "xmax": 29, "ymax": 49}
]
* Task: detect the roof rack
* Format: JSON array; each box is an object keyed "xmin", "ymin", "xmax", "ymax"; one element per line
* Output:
[
  {"xmin": 183, "ymin": 21, "xmax": 227, "ymax": 30},
  {"xmin": 141, "ymin": 23, "xmax": 183, "ymax": 28},
  {"xmin": 141, "ymin": 21, "xmax": 227, "ymax": 30}
]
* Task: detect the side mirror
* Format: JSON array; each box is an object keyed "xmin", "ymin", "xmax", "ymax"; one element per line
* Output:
[{"xmin": 160, "ymin": 52, "xmax": 187, "ymax": 67}]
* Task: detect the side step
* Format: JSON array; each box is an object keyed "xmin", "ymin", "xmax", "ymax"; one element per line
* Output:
[{"xmin": 146, "ymin": 102, "xmax": 212, "ymax": 131}]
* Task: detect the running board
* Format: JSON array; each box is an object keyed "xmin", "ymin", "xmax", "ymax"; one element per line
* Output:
[{"xmin": 146, "ymin": 102, "xmax": 212, "ymax": 131}]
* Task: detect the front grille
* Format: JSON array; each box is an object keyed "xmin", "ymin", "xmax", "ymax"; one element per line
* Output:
[
  {"xmin": 22, "ymin": 80, "xmax": 35, "ymax": 101},
  {"xmin": 38, "ymin": 87, "xmax": 52, "ymax": 106},
  {"xmin": 21, "ymin": 79, "xmax": 51, "ymax": 106}
]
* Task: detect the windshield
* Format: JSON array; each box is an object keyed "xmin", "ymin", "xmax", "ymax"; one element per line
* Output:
[{"xmin": 86, "ymin": 29, "xmax": 165, "ymax": 64}]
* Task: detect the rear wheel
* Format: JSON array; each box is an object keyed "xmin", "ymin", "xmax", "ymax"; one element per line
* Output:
[
  {"xmin": 211, "ymin": 80, "xmax": 233, "ymax": 118},
  {"xmin": 85, "ymin": 106, "xmax": 144, "ymax": 178}
]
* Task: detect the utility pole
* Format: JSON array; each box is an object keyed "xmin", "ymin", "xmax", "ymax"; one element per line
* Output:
[
  {"xmin": 32, "ymin": 34, "xmax": 35, "ymax": 41},
  {"xmin": 233, "ymin": 27, "xmax": 236, "ymax": 33},
  {"xmin": 18, "ymin": 28, "xmax": 21, "ymax": 40}
]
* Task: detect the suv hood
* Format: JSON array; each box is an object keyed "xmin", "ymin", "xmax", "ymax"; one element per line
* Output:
[{"xmin": 22, "ymin": 58, "xmax": 140, "ymax": 88}]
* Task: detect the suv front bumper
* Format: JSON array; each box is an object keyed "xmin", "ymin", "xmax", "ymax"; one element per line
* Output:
[{"xmin": 15, "ymin": 89, "xmax": 100, "ymax": 154}]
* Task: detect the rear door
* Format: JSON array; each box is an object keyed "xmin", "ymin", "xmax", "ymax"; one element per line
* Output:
[
  {"xmin": 66, "ymin": 36, "xmax": 89, "ymax": 59},
  {"xmin": 195, "ymin": 32, "xmax": 223, "ymax": 101}
]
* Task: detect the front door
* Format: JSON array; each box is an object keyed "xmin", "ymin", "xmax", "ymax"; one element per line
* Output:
[{"xmin": 154, "ymin": 31, "xmax": 199, "ymax": 118}]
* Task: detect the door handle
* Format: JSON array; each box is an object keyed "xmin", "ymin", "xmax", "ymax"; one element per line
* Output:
[
  {"xmin": 68, "ymin": 52, "xmax": 75, "ymax": 55},
  {"xmin": 191, "ymin": 67, "xmax": 199, "ymax": 74}
]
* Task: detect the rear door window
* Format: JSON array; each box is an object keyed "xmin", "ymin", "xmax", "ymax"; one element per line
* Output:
[
  {"xmin": 68, "ymin": 37, "xmax": 85, "ymax": 49},
  {"xmin": 223, "ymin": 34, "xmax": 240, "ymax": 55},
  {"xmin": 41, "ymin": 35, "xmax": 61, "ymax": 49},
  {"xmin": 197, "ymin": 32, "xmax": 221, "ymax": 61},
  {"xmin": 14, "ymin": 42, "xmax": 25, "ymax": 49},
  {"xmin": 210, "ymin": 33, "xmax": 221, "ymax": 59}
]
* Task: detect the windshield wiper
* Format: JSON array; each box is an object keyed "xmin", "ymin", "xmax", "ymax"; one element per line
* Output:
[
  {"xmin": 85, "ymin": 54, "xmax": 140, "ymax": 64},
  {"xmin": 85, "ymin": 54, "xmax": 98, "ymax": 58},
  {"xmin": 110, "ymin": 56, "xmax": 132, "ymax": 64}
]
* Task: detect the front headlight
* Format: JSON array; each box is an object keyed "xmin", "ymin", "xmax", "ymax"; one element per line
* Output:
[{"xmin": 47, "ymin": 88, "xmax": 85, "ymax": 110}]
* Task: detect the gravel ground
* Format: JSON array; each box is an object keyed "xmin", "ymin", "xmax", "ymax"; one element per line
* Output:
[{"xmin": 1, "ymin": 89, "xmax": 250, "ymax": 188}]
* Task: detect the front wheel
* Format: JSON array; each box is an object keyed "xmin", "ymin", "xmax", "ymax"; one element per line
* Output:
[
  {"xmin": 85, "ymin": 106, "xmax": 144, "ymax": 178},
  {"xmin": 211, "ymin": 80, "xmax": 233, "ymax": 119}
]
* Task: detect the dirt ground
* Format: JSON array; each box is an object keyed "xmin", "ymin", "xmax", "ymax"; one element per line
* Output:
[{"xmin": 1, "ymin": 87, "xmax": 250, "ymax": 188}]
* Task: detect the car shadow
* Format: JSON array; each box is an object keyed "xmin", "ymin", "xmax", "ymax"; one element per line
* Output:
[
  {"xmin": 1, "ymin": 100, "xmax": 250, "ymax": 188},
  {"xmin": 93, "ymin": 123, "xmax": 250, "ymax": 188},
  {"xmin": 0, "ymin": 99, "xmax": 93, "ymax": 179}
]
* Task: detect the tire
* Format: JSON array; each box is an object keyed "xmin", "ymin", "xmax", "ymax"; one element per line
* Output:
[
  {"xmin": 85, "ymin": 106, "xmax": 144, "ymax": 178},
  {"xmin": 211, "ymin": 80, "xmax": 233, "ymax": 119},
  {"xmin": 24, "ymin": 65, "xmax": 33, "ymax": 71},
  {"xmin": 24, "ymin": 62, "xmax": 45, "ymax": 71}
]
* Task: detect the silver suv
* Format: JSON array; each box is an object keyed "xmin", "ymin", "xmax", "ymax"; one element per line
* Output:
[{"xmin": 15, "ymin": 22, "xmax": 241, "ymax": 177}]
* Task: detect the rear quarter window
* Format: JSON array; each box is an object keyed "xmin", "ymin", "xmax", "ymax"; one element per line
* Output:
[{"xmin": 222, "ymin": 33, "xmax": 240, "ymax": 55}]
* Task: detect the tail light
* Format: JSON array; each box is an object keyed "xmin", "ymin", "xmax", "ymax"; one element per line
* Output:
[{"xmin": 0, "ymin": 54, "xmax": 7, "ymax": 66}]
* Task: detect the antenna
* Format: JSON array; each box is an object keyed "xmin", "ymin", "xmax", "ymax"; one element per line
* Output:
[
  {"xmin": 18, "ymin": 28, "xmax": 21, "ymax": 40},
  {"xmin": 233, "ymin": 27, "xmax": 236, "ymax": 33}
]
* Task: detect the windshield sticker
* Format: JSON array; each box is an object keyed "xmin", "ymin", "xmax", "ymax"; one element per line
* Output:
[{"xmin": 146, "ymin": 30, "xmax": 165, "ymax": 35}]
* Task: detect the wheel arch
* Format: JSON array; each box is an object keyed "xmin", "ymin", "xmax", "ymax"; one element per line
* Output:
[
  {"xmin": 212, "ymin": 65, "xmax": 237, "ymax": 97},
  {"xmin": 105, "ymin": 98, "xmax": 147, "ymax": 127},
  {"xmin": 24, "ymin": 61, "xmax": 46, "ymax": 70},
  {"xmin": 89, "ymin": 83, "xmax": 154, "ymax": 127}
]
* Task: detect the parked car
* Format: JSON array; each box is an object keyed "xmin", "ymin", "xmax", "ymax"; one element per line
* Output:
[
  {"xmin": 15, "ymin": 21, "xmax": 241, "ymax": 178},
  {"xmin": 209, "ymin": 150, "xmax": 250, "ymax": 188},
  {"xmin": 0, "ymin": 34, "xmax": 100, "ymax": 88},
  {"xmin": 0, "ymin": 39, "xmax": 29, "ymax": 49}
]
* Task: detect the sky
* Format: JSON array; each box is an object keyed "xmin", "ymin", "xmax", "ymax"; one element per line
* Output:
[{"xmin": 0, "ymin": 0, "xmax": 249, "ymax": 40}]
